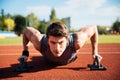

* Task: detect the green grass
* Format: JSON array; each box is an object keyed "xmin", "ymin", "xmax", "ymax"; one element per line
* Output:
[
  {"xmin": 87, "ymin": 35, "xmax": 120, "ymax": 44},
  {"xmin": 0, "ymin": 35, "xmax": 120, "ymax": 46},
  {"xmin": 98, "ymin": 35, "xmax": 120, "ymax": 44},
  {"xmin": 0, "ymin": 37, "xmax": 22, "ymax": 45}
]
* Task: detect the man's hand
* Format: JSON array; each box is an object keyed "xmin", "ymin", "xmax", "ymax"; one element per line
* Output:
[
  {"xmin": 93, "ymin": 54, "xmax": 102, "ymax": 62},
  {"xmin": 18, "ymin": 56, "xmax": 28, "ymax": 64}
]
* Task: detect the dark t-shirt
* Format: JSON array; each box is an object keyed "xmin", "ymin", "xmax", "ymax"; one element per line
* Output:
[{"xmin": 40, "ymin": 34, "xmax": 77, "ymax": 65}]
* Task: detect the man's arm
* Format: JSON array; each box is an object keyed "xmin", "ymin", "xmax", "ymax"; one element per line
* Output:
[
  {"xmin": 19, "ymin": 27, "xmax": 43, "ymax": 62},
  {"xmin": 74, "ymin": 25, "xmax": 102, "ymax": 60},
  {"xmin": 23, "ymin": 27, "xmax": 43, "ymax": 51}
]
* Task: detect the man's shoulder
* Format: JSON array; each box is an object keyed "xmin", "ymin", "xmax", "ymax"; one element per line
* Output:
[
  {"xmin": 41, "ymin": 35, "xmax": 48, "ymax": 45},
  {"xmin": 69, "ymin": 33, "xmax": 76, "ymax": 40}
]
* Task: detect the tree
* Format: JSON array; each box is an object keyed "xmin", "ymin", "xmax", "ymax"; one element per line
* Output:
[
  {"xmin": 97, "ymin": 26, "xmax": 108, "ymax": 34},
  {"xmin": 0, "ymin": 9, "xmax": 14, "ymax": 31},
  {"xmin": 27, "ymin": 13, "xmax": 40, "ymax": 29},
  {"xmin": 49, "ymin": 8, "xmax": 61, "ymax": 24},
  {"xmin": 0, "ymin": 9, "xmax": 5, "ymax": 30},
  {"xmin": 50, "ymin": 8, "xmax": 56, "ymax": 20},
  {"xmin": 0, "ymin": 16, "xmax": 2, "ymax": 30},
  {"xmin": 4, "ymin": 18, "xmax": 15, "ymax": 31},
  {"xmin": 37, "ymin": 20, "xmax": 47, "ymax": 34},
  {"xmin": 14, "ymin": 15, "xmax": 26, "ymax": 36},
  {"xmin": 112, "ymin": 18, "xmax": 120, "ymax": 34}
]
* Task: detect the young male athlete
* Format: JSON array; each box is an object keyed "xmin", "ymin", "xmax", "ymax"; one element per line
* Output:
[{"xmin": 19, "ymin": 22, "xmax": 102, "ymax": 65}]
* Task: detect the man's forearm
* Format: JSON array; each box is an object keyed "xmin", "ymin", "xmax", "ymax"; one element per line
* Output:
[{"xmin": 90, "ymin": 26, "xmax": 98, "ymax": 56}]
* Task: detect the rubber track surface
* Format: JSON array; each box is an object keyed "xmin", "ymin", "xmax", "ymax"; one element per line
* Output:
[{"xmin": 0, "ymin": 44, "xmax": 120, "ymax": 80}]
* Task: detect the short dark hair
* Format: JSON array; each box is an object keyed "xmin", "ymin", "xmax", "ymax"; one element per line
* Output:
[{"xmin": 46, "ymin": 22, "xmax": 69, "ymax": 38}]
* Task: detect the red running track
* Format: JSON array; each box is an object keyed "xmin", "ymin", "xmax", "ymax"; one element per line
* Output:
[{"xmin": 0, "ymin": 44, "xmax": 120, "ymax": 80}]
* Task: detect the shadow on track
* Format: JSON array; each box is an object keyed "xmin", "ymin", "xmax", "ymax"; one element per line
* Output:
[{"xmin": 0, "ymin": 56, "xmax": 87, "ymax": 79}]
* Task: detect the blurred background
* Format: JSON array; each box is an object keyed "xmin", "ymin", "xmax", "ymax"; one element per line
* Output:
[{"xmin": 0, "ymin": 0, "xmax": 120, "ymax": 45}]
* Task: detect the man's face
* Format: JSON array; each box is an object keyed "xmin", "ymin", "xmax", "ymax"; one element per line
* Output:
[{"xmin": 48, "ymin": 36, "xmax": 68, "ymax": 57}]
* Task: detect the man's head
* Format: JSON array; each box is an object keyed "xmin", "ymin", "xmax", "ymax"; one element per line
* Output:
[
  {"xmin": 46, "ymin": 22, "xmax": 69, "ymax": 57},
  {"xmin": 46, "ymin": 22, "xmax": 69, "ymax": 39}
]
